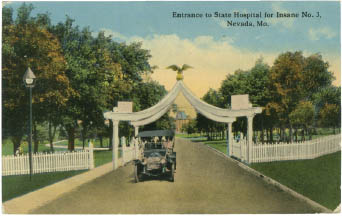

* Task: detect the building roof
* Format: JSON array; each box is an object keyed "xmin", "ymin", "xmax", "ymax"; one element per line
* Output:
[
  {"xmin": 176, "ymin": 111, "xmax": 187, "ymax": 120},
  {"xmin": 137, "ymin": 130, "xmax": 175, "ymax": 138}
]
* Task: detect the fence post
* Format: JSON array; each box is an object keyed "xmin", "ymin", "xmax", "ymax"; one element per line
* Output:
[
  {"xmin": 227, "ymin": 122, "xmax": 233, "ymax": 156},
  {"xmin": 88, "ymin": 141, "xmax": 94, "ymax": 169},
  {"xmin": 129, "ymin": 137, "xmax": 134, "ymax": 161},
  {"xmin": 122, "ymin": 136, "xmax": 126, "ymax": 164},
  {"xmin": 135, "ymin": 137, "xmax": 139, "ymax": 160},
  {"xmin": 247, "ymin": 115, "xmax": 254, "ymax": 163}
]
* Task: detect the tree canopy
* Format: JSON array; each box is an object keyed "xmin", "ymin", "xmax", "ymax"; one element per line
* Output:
[
  {"xmin": 2, "ymin": 3, "xmax": 72, "ymax": 153},
  {"xmin": 201, "ymin": 52, "xmax": 338, "ymax": 142},
  {"xmin": 2, "ymin": 3, "xmax": 172, "ymax": 154}
]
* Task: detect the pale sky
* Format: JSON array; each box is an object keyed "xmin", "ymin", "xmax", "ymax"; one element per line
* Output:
[{"xmin": 6, "ymin": 1, "xmax": 341, "ymax": 98}]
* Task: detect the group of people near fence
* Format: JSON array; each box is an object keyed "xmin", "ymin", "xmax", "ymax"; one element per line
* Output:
[{"xmin": 139, "ymin": 136, "xmax": 174, "ymax": 150}]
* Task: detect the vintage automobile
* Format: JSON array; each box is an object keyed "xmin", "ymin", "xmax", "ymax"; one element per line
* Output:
[{"xmin": 134, "ymin": 130, "xmax": 176, "ymax": 182}]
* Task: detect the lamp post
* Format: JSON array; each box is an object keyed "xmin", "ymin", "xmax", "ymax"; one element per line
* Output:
[{"xmin": 23, "ymin": 67, "xmax": 36, "ymax": 180}]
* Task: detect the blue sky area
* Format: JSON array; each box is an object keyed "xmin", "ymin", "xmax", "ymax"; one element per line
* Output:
[
  {"xmin": 4, "ymin": 1, "xmax": 341, "ymax": 95},
  {"xmin": 7, "ymin": 1, "xmax": 340, "ymax": 54}
]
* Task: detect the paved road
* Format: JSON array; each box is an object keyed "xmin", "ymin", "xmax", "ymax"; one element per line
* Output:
[{"xmin": 31, "ymin": 138, "xmax": 317, "ymax": 214}]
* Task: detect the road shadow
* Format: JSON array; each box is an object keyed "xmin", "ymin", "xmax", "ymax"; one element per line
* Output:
[{"xmin": 128, "ymin": 174, "xmax": 174, "ymax": 184}]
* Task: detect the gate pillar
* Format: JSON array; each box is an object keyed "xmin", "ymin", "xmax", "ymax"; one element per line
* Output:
[
  {"xmin": 134, "ymin": 126, "xmax": 139, "ymax": 160},
  {"xmin": 247, "ymin": 115, "xmax": 254, "ymax": 163},
  {"xmin": 134, "ymin": 126, "xmax": 139, "ymax": 137},
  {"xmin": 227, "ymin": 122, "xmax": 233, "ymax": 156},
  {"xmin": 112, "ymin": 120, "xmax": 120, "ymax": 170}
]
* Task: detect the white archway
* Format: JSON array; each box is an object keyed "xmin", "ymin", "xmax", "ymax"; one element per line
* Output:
[{"xmin": 104, "ymin": 80, "xmax": 262, "ymax": 169}]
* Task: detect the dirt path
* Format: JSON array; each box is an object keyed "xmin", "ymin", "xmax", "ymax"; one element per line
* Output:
[{"xmin": 31, "ymin": 138, "xmax": 317, "ymax": 214}]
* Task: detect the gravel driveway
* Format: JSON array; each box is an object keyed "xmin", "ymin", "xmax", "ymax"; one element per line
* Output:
[{"xmin": 31, "ymin": 138, "xmax": 317, "ymax": 214}]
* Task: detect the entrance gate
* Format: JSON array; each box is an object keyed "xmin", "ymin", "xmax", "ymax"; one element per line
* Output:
[{"xmin": 104, "ymin": 74, "xmax": 262, "ymax": 169}]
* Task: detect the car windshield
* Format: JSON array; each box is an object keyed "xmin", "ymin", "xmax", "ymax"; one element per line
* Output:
[
  {"xmin": 144, "ymin": 142, "xmax": 165, "ymax": 150},
  {"xmin": 144, "ymin": 149, "xmax": 166, "ymax": 158}
]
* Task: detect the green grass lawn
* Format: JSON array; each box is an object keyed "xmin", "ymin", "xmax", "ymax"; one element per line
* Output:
[
  {"xmin": 176, "ymin": 133, "xmax": 208, "ymax": 143},
  {"xmin": 202, "ymin": 138, "xmax": 340, "ymax": 210},
  {"xmin": 2, "ymin": 150, "xmax": 115, "ymax": 202},
  {"xmin": 2, "ymin": 144, "xmax": 116, "ymax": 202},
  {"xmin": 2, "ymin": 170, "xmax": 86, "ymax": 202},
  {"xmin": 205, "ymin": 140, "xmax": 227, "ymax": 154},
  {"xmin": 250, "ymin": 151, "xmax": 341, "ymax": 210},
  {"xmin": 176, "ymin": 133, "xmax": 202, "ymax": 138},
  {"xmin": 56, "ymin": 138, "xmax": 111, "ymax": 148},
  {"xmin": 1, "ymin": 138, "xmax": 111, "ymax": 156},
  {"xmin": 94, "ymin": 150, "xmax": 114, "ymax": 167},
  {"xmin": 2, "ymin": 139, "xmax": 68, "ymax": 156}
]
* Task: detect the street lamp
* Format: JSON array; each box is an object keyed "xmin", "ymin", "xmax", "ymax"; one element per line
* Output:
[{"xmin": 23, "ymin": 67, "xmax": 36, "ymax": 180}]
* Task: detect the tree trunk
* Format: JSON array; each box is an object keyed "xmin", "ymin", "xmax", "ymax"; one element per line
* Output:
[
  {"xmin": 82, "ymin": 133, "xmax": 85, "ymax": 150},
  {"xmin": 308, "ymin": 128, "xmax": 312, "ymax": 140},
  {"xmin": 270, "ymin": 127, "xmax": 273, "ymax": 143},
  {"xmin": 48, "ymin": 121, "xmax": 56, "ymax": 152},
  {"xmin": 67, "ymin": 126, "xmax": 75, "ymax": 151},
  {"xmin": 289, "ymin": 125, "xmax": 293, "ymax": 143},
  {"xmin": 260, "ymin": 119, "xmax": 264, "ymax": 144},
  {"xmin": 313, "ymin": 127, "xmax": 317, "ymax": 135},
  {"xmin": 100, "ymin": 136, "xmax": 103, "ymax": 148},
  {"xmin": 295, "ymin": 128, "xmax": 298, "ymax": 142},
  {"xmin": 301, "ymin": 128, "xmax": 305, "ymax": 141},
  {"xmin": 305, "ymin": 127, "xmax": 309, "ymax": 140},
  {"xmin": 33, "ymin": 123, "xmax": 39, "ymax": 153},
  {"xmin": 11, "ymin": 136, "xmax": 22, "ymax": 155},
  {"xmin": 82, "ymin": 128, "xmax": 87, "ymax": 150}
]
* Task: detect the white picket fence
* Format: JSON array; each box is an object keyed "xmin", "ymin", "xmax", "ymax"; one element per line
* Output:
[
  {"xmin": 250, "ymin": 134, "xmax": 341, "ymax": 163},
  {"xmin": 231, "ymin": 139, "xmax": 248, "ymax": 161},
  {"xmin": 118, "ymin": 136, "xmax": 137, "ymax": 166},
  {"xmin": 2, "ymin": 142, "xmax": 94, "ymax": 176},
  {"xmin": 231, "ymin": 134, "xmax": 341, "ymax": 163}
]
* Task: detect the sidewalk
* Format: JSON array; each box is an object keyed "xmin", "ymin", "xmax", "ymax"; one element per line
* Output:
[{"xmin": 2, "ymin": 162, "xmax": 114, "ymax": 214}]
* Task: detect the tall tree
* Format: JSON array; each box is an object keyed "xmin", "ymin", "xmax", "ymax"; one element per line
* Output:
[
  {"xmin": 109, "ymin": 41, "xmax": 153, "ymax": 83},
  {"xmin": 220, "ymin": 59, "xmax": 272, "ymax": 141},
  {"xmin": 319, "ymin": 104, "xmax": 341, "ymax": 134},
  {"xmin": 266, "ymin": 51, "xmax": 335, "ymax": 141},
  {"xmin": 302, "ymin": 54, "xmax": 333, "ymax": 100},
  {"xmin": 2, "ymin": 3, "xmax": 72, "ymax": 154},
  {"xmin": 50, "ymin": 19, "xmax": 124, "ymax": 150},
  {"xmin": 312, "ymin": 86, "xmax": 340, "ymax": 112},
  {"xmin": 267, "ymin": 51, "xmax": 305, "ymax": 127},
  {"xmin": 289, "ymin": 101, "xmax": 315, "ymax": 140}
]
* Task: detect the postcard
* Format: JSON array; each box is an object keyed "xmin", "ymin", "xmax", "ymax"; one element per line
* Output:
[{"xmin": 2, "ymin": 1, "xmax": 341, "ymax": 214}]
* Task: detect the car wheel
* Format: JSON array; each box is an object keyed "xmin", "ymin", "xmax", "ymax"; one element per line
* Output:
[{"xmin": 169, "ymin": 164, "xmax": 175, "ymax": 182}]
